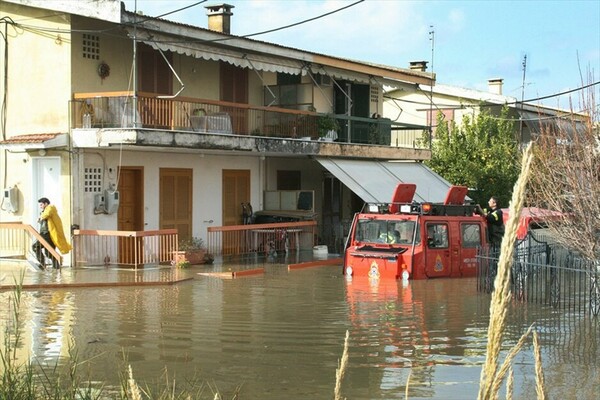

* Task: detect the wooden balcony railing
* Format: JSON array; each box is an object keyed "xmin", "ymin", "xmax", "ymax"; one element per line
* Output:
[
  {"xmin": 71, "ymin": 92, "xmax": 429, "ymax": 148},
  {"xmin": 72, "ymin": 229, "xmax": 178, "ymax": 269},
  {"xmin": 207, "ymin": 221, "xmax": 318, "ymax": 256}
]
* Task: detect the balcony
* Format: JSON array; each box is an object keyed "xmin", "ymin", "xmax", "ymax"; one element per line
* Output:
[{"xmin": 72, "ymin": 92, "xmax": 430, "ymax": 156}]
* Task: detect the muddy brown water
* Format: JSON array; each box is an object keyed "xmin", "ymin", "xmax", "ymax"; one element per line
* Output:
[{"xmin": 1, "ymin": 257, "xmax": 598, "ymax": 399}]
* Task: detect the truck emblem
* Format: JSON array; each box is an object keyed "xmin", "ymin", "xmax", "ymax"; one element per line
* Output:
[
  {"xmin": 368, "ymin": 262, "xmax": 380, "ymax": 279},
  {"xmin": 434, "ymin": 255, "xmax": 444, "ymax": 272}
]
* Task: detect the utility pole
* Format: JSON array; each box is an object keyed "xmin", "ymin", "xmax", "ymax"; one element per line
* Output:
[
  {"xmin": 519, "ymin": 54, "xmax": 527, "ymax": 146},
  {"xmin": 429, "ymin": 26, "xmax": 434, "ymax": 149}
]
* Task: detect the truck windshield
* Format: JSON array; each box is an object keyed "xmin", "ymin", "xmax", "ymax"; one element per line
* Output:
[{"xmin": 355, "ymin": 219, "xmax": 419, "ymax": 244}]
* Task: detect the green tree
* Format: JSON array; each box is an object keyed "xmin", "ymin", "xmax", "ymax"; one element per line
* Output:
[{"xmin": 423, "ymin": 107, "xmax": 521, "ymax": 207}]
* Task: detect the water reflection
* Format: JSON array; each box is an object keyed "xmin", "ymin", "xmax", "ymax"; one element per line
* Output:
[{"xmin": 0, "ymin": 261, "xmax": 598, "ymax": 399}]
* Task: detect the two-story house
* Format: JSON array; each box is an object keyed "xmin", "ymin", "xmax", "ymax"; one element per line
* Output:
[
  {"xmin": 0, "ymin": 0, "xmax": 453, "ymax": 265},
  {"xmin": 385, "ymin": 61, "xmax": 588, "ymax": 146}
]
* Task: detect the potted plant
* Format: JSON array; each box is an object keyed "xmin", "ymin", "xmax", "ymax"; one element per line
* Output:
[
  {"xmin": 317, "ymin": 114, "xmax": 340, "ymax": 141},
  {"xmin": 173, "ymin": 237, "xmax": 214, "ymax": 265}
]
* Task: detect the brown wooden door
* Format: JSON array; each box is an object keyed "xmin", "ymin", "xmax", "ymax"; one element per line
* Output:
[
  {"xmin": 138, "ymin": 43, "xmax": 173, "ymax": 128},
  {"xmin": 160, "ymin": 168, "xmax": 193, "ymax": 240},
  {"xmin": 220, "ymin": 62, "xmax": 248, "ymax": 134},
  {"xmin": 117, "ymin": 167, "xmax": 144, "ymax": 265},
  {"xmin": 222, "ymin": 170, "xmax": 250, "ymax": 226}
]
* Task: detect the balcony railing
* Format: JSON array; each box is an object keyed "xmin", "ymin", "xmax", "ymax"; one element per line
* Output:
[
  {"xmin": 72, "ymin": 92, "xmax": 429, "ymax": 148},
  {"xmin": 72, "ymin": 229, "xmax": 178, "ymax": 269},
  {"xmin": 0, "ymin": 222, "xmax": 63, "ymax": 266},
  {"xmin": 207, "ymin": 221, "xmax": 318, "ymax": 256}
]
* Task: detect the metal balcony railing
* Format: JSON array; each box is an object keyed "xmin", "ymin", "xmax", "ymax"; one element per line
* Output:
[
  {"xmin": 207, "ymin": 221, "xmax": 318, "ymax": 256},
  {"xmin": 72, "ymin": 229, "xmax": 178, "ymax": 269},
  {"xmin": 71, "ymin": 92, "xmax": 429, "ymax": 148}
]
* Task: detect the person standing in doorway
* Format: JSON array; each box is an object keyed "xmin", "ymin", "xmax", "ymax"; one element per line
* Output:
[{"xmin": 32, "ymin": 197, "xmax": 72, "ymax": 269}]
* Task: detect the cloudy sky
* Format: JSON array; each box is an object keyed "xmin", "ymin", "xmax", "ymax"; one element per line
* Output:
[{"xmin": 123, "ymin": 0, "xmax": 600, "ymax": 109}]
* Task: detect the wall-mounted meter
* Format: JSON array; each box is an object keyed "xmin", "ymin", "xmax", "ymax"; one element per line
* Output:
[
  {"xmin": 3, "ymin": 186, "xmax": 18, "ymax": 213},
  {"xmin": 104, "ymin": 189, "xmax": 120, "ymax": 214},
  {"xmin": 94, "ymin": 193, "xmax": 105, "ymax": 213}
]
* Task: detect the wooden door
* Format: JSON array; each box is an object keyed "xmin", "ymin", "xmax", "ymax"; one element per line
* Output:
[
  {"xmin": 117, "ymin": 167, "xmax": 144, "ymax": 265},
  {"xmin": 138, "ymin": 43, "xmax": 173, "ymax": 128},
  {"xmin": 220, "ymin": 62, "xmax": 248, "ymax": 134},
  {"xmin": 222, "ymin": 170, "xmax": 250, "ymax": 226},
  {"xmin": 160, "ymin": 168, "xmax": 193, "ymax": 239}
]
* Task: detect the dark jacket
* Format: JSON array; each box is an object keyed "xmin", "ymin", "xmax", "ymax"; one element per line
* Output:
[{"xmin": 485, "ymin": 207, "xmax": 504, "ymax": 244}]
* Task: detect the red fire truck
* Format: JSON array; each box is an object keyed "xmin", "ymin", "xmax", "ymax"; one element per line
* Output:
[{"xmin": 343, "ymin": 183, "xmax": 487, "ymax": 280}]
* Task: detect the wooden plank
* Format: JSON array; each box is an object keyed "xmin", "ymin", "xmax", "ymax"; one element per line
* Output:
[{"xmin": 288, "ymin": 258, "xmax": 342, "ymax": 270}]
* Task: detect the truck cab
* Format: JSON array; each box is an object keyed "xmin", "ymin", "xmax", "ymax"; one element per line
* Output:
[{"xmin": 343, "ymin": 184, "xmax": 488, "ymax": 280}]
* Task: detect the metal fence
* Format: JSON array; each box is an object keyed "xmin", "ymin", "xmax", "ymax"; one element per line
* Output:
[
  {"xmin": 72, "ymin": 229, "xmax": 178, "ymax": 269},
  {"xmin": 477, "ymin": 231, "xmax": 600, "ymax": 316},
  {"xmin": 206, "ymin": 221, "xmax": 317, "ymax": 256}
]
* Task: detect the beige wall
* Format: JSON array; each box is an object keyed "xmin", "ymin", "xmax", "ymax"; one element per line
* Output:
[{"xmin": 3, "ymin": 2, "xmax": 72, "ymax": 135}]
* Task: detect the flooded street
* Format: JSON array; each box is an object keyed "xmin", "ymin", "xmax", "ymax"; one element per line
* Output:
[{"xmin": 1, "ymin": 258, "xmax": 598, "ymax": 399}]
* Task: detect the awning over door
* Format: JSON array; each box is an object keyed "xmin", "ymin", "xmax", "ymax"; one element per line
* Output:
[{"xmin": 316, "ymin": 158, "xmax": 453, "ymax": 203}]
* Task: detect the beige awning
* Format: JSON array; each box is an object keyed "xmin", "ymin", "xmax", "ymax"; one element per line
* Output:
[
  {"xmin": 316, "ymin": 158, "xmax": 453, "ymax": 203},
  {"xmin": 131, "ymin": 29, "xmax": 305, "ymax": 75}
]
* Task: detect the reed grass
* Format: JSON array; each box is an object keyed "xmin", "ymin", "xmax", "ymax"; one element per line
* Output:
[
  {"xmin": 477, "ymin": 143, "xmax": 547, "ymax": 399},
  {"xmin": 533, "ymin": 331, "xmax": 547, "ymax": 400},
  {"xmin": 334, "ymin": 329, "xmax": 349, "ymax": 400}
]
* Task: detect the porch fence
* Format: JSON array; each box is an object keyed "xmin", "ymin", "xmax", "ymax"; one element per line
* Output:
[
  {"xmin": 0, "ymin": 222, "xmax": 63, "ymax": 266},
  {"xmin": 207, "ymin": 221, "xmax": 318, "ymax": 256},
  {"xmin": 477, "ymin": 232, "xmax": 600, "ymax": 316},
  {"xmin": 71, "ymin": 229, "xmax": 178, "ymax": 269}
]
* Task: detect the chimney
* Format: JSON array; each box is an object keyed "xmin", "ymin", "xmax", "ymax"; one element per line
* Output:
[
  {"xmin": 488, "ymin": 78, "xmax": 504, "ymax": 95},
  {"xmin": 205, "ymin": 4, "xmax": 234, "ymax": 34},
  {"xmin": 409, "ymin": 61, "xmax": 428, "ymax": 72}
]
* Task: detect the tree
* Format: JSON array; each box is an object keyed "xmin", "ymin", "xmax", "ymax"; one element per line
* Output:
[
  {"xmin": 423, "ymin": 106, "xmax": 521, "ymax": 207},
  {"xmin": 528, "ymin": 84, "xmax": 599, "ymax": 259}
]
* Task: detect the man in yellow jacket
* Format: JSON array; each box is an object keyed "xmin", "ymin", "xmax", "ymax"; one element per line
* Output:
[{"xmin": 32, "ymin": 197, "xmax": 72, "ymax": 269}]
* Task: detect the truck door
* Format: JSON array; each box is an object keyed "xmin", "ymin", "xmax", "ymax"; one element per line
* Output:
[
  {"xmin": 458, "ymin": 222, "xmax": 485, "ymax": 277},
  {"xmin": 424, "ymin": 222, "xmax": 452, "ymax": 278}
]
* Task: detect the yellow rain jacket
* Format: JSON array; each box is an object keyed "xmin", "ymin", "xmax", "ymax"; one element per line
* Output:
[{"xmin": 40, "ymin": 204, "xmax": 72, "ymax": 254}]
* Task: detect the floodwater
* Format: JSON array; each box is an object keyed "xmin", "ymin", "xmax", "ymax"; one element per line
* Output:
[{"xmin": 1, "ymin": 257, "xmax": 598, "ymax": 399}]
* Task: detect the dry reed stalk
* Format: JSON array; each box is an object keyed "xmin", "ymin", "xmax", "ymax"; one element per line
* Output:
[
  {"xmin": 478, "ymin": 143, "xmax": 534, "ymax": 400},
  {"xmin": 533, "ymin": 331, "xmax": 547, "ymax": 400},
  {"xmin": 490, "ymin": 325, "xmax": 533, "ymax": 395},
  {"xmin": 127, "ymin": 364, "xmax": 143, "ymax": 400},
  {"xmin": 506, "ymin": 367, "xmax": 513, "ymax": 400},
  {"xmin": 334, "ymin": 330, "xmax": 350, "ymax": 400},
  {"xmin": 404, "ymin": 369, "xmax": 412, "ymax": 400}
]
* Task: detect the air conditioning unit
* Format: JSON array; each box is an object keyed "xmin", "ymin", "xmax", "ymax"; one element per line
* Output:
[
  {"xmin": 3, "ymin": 186, "xmax": 18, "ymax": 213},
  {"xmin": 315, "ymin": 75, "xmax": 332, "ymax": 87}
]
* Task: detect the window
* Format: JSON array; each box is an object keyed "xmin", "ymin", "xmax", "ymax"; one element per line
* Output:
[
  {"xmin": 426, "ymin": 223, "xmax": 449, "ymax": 248},
  {"xmin": 84, "ymin": 167, "xmax": 102, "ymax": 193},
  {"xmin": 356, "ymin": 219, "xmax": 419, "ymax": 244},
  {"xmin": 82, "ymin": 34, "xmax": 100, "ymax": 60},
  {"xmin": 277, "ymin": 73, "xmax": 301, "ymax": 85},
  {"xmin": 462, "ymin": 223, "xmax": 482, "ymax": 248}
]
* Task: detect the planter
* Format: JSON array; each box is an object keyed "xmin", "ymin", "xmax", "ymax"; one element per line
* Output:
[{"xmin": 173, "ymin": 249, "xmax": 207, "ymax": 265}]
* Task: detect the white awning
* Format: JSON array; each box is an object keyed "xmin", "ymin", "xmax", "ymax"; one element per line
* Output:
[
  {"xmin": 132, "ymin": 29, "xmax": 305, "ymax": 75},
  {"xmin": 316, "ymin": 158, "xmax": 453, "ymax": 203}
]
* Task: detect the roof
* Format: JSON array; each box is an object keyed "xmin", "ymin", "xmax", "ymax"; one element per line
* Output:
[
  {"xmin": 120, "ymin": 10, "xmax": 435, "ymax": 87},
  {"xmin": 0, "ymin": 133, "xmax": 68, "ymax": 150}
]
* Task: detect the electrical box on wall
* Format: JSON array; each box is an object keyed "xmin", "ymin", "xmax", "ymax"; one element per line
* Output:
[
  {"xmin": 3, "ymin": 186, "xmax": 18, "ymax": 213},
  {"xmin": 104, "ymin": 190, "xmax": 119, "ymax": 214},
  {"xmin": 94, "ymin": 193, "xmax": 105, "ymax": 213}
]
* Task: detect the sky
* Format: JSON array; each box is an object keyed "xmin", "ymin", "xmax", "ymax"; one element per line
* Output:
[{"xmin": 123, "ymin": 0, "xmax": 600, "ymax": 110}]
